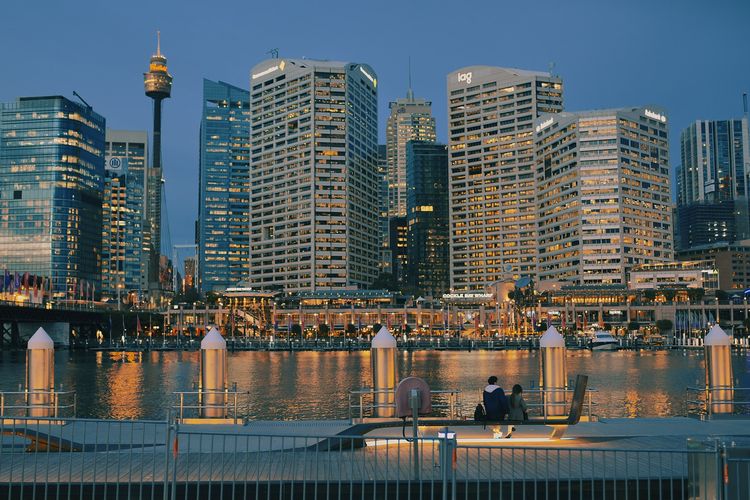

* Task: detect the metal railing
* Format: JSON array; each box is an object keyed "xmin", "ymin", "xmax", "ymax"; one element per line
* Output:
[
  {"xmin": 0, "ymin": 390, "xmax": 77, "ymax": 418},
  {"xmin": 2, "ymin": 415, "xmax": 749, "ymax": 499},
  {"xmin": 348, "ymin": 388, "xmax": 462, "ymax": 421},
  {"xmin": 685, "ymin": 386, "xmax": 750, "ymax": 417},
  {"xmin": 172, "ymin": 389, "xmax": 242, "ymax": 424},
  {"xmin": 506, "ymin": 386, "xmax": 598, "ymax": 420}
]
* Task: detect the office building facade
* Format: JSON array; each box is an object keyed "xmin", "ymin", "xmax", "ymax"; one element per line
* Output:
[
  {"xmin": 377, "ymin": 144, "xmax": 391, "ymax": 274},
  {"xmin": 678, "ymin": 118, "xmax": 750, "ymax": 205},
  {"xmin": 102, "ymin": 130, "xmax": 149, "ymax": 304},
  {"xmin": 198, "ymin": 79, "xmax": 251, "ymax": 293},
  {"xmin": 249, "ymin": 59, "xmax": 379, "ymax": 292},
  {"xmin": 447, "ymin": 66, "xmax": 563, "ymax": 291},
  {"xmin": 386, "ymin": 91, "xmax": 436, "ymax": 218},
  {"xmin": 676, "ymin": 242, "xmax": 750, "ymax": 290},
  {"xmin": 0, "ymin": 96, "xmax": 105, "ymax": 299},
  {"xmin": 676, "ymin": 118, "xmax": 750, "ymax": 249},
  {"xmin": 535, "ymin": 108, "xmax": 673, "ymax": 285},
  {"xmin": 406, "ymin": 141, "xmax": 449, "ymax": 297}
]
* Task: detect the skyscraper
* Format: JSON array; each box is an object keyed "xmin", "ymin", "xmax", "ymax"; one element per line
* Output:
[
  {"xmin": 534, "ymin": 108, "xmax": 673, "ymax": 285},
  {"xmin": 249, "ymin": 58, "xmax": 379, "ymax": 292},
  {"xmin": 676, "ymin": 118, "xmax": 750, "ymax": 249},
  {"xmin": 102, "ymin": 130, "xmax": 149, "ymax": 305},
  {"xmin": 678, "ymin": 118, "xmax": 750, "ymax": 205},
  {"xmin": 406, "ymin": 141, "xmax": 449, "ymax": 297},
  {"xmin": 143, "ymin": 32, "xmax": 172, "ymax": 292},
  {"xmin": 0, "ymin": 96, "xmax": 106, "ymax": 299},
  {"xmin": 386, "ymin": 90, "xmax": 436, "ymax": 218},
  {"xmin": 377, "ymin": 144, "xmax": 390, "ymax": 274},
  {"xmin": 446, "ymin": 66, "xmax": 563, "ymax": 291},
  {"xmin": 198, "ymin": 79, "xmax": 250, "ymax": 293}
]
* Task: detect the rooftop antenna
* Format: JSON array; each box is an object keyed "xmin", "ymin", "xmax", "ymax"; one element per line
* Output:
[
  {"xmin": 156, "ymin": 30, "xmax": 161, "ymax": 56},
  {"xmin": 548, "ymin": 61, "xmax": 556, "ymax": 78},
  {"xmin": 267, "ymin": 48, "xmax": 279, "ymax": 59},
  {"xmin": 743, "ymin": 92, "xmax": 748, "ymax": 118},
  {"xmin": 72, "ymin": 91, "xmax": 92, "ymax": 110},
  {"xmin": 407, "ymin": 56, "xmax": 414, "ymax": 100}
]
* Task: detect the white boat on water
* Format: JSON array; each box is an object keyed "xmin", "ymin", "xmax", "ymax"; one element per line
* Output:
[{"xmin": 590, "ymin": 330, "xmax": 619, "ymax": 351}]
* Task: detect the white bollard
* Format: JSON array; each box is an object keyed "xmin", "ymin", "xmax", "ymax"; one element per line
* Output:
[
  {"xmin": 26, "ymin": 327, "xmax": 55, "ymax": 417},
  {"xmin": 539, "ymin": 326, "xmax": 567, "ymax": 417},
  {"xmin": 371, "ymin": 326, "xmax": 398, "ymax": 417},
  {"xmin": 704, "ymin": 325, "xmax": 733, "ymax": 415},
  {"xmin": 200, "ymin": 327, "xmax": 227, "ymax": 418}
]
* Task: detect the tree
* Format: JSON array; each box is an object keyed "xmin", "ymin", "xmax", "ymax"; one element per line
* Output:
[
  {"xmin": 715, "ymin": 290, "xmax": 729, "ymax": 302},
  {"xmin": 643, "ymin": 289, "xmax": 657, "ymax": 302},
  {"xmin": 655, "ymin": 319, "xmax": 673, "ymax": 332},
  {"xmin": 318, "ymin": 324, "xmax": 330, "ymax": 337},
  {"xmin": 345, "ymin": 323, "xmax": 357, "ymax": 336},
  {"xmin": 291, "ymin": 324, "xmax": 302, "ymax": 338},
  {"xmin": 686, "ymin": 288, "xmax": 706, "ymax": 303},
  {"xmin": 628, "ymin": 320, "xmax": 640, "ymax": 332},
  {"xmin": 661, "ymin": 289, "xmax": 676, "ymax": 303}
]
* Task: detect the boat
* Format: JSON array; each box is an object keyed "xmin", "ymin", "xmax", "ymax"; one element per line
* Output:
[{"xmin": 590, "ymin": 330, "xmax": 619, "ymax": 351}]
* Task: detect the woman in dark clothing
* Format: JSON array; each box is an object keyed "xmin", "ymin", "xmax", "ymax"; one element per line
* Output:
[{"xmin": 482, "ymin": 376, "xmax": 509, "ymax": 421}]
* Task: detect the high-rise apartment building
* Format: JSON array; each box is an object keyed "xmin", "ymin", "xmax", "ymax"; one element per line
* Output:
[
  {"xmin": 535, "ymin": 108, "xmax": 673, "ymax": 285},
  {"xmin": 676, "ymin": 118, "xmax": 750, "ymax": 250},
  {"xmin": 0, "ymin": 96, "xmax": 105, "ymax": 299},
  {"xmin": 406, "ymin": 141, "xmax": 449, "ymax": 297},
  {"xmin": 249, "ymin": 59, "xmax": 379, "ymax": 292},
  {"xmin": 198, "ymin": 79, "xmax": 250, "ymax": 292},
  {"xmin": 102, "ymin": 130, "xmax": 149, "ymax": 304},
  {"xmin": 386, "ymin": 91, "xmax": 436, "ymax": 218},
  {"xmin": 447, "ymin": 66, "xmax": 563, "ymax": 291}
]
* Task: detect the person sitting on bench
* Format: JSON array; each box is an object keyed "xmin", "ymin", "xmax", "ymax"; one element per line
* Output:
[{"xmin": 483, "ymin": 376, "xmax": 509, "ymax": 421}]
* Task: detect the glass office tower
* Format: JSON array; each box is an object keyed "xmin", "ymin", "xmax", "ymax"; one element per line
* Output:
[
  {"xmin": 406, "ymin": 141, "xmax": 449, "ymax": 297},
  {"xmin": 198, "ymin": 79, "xmax": 250, "ymax": 292},
  {"xmin": 677, "ymin": 118, "xmax": 750, "ymax": 249},
  {"xmin": 0, "ymin": 96, "xmax": 106, "ymax": 300}
]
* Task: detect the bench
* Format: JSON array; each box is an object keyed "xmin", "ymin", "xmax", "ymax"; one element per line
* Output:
[{"xmin": 318, "ymin": 374, "xmax": 589, "ymax": 449}]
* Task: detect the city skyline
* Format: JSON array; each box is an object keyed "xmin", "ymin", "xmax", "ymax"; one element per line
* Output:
[{"xmin": 1, "ymin": 1, "xmax": 747, "ymax": 248}]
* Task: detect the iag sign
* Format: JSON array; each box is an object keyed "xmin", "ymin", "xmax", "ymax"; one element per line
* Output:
[{"xmin": 457, "ymin": 71, "xmax": 473, "ymax": 85}]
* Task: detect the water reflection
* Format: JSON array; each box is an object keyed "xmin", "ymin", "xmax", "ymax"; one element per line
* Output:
[{"xmin": 0, "ymin": 350, "xmax": 748, "ymax": 420}]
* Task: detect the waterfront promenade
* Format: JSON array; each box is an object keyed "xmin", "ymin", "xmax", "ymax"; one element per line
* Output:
[{"xmin": 1, "ymin": 415, "xmax": 749, "ymax": 499}]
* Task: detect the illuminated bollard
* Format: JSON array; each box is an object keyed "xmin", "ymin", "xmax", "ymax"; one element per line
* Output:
[
  {"xmin": 371, "ymin": 326, "xmax": 398, "ymax": 417},
  {"xmin": 539, "ymin": 325, "xmax": 567, "ymax": 417},
  {"xmin": 200, "ymin": 327, "xmax": 227, "ymax": 418},
  {"xmin": 26, "ymin": 327, "xmax": 55, "ymax": 417},
  {"xmin": 704, "ymin": 325, "xmax": 733, "ymax": 415}
]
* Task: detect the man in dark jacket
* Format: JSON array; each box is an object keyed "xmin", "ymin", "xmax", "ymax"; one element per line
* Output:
[{"xmin": 483, "ymin": 376, "xmax": 509, "ymax": 421}]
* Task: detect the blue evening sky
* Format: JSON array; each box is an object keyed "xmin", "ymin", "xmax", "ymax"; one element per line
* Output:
[{"xmin": 1, "ymin": 0, "xmax": 748, "ymax": 250}]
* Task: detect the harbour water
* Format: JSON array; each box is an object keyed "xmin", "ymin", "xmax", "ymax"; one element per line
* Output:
[{"xmin": 1, "ymin": 349, "xmax": 749, "ymax": 420}]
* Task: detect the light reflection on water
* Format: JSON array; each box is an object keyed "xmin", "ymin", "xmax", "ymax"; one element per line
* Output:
[{"xmin": 1, "ymin": 349, "xmax": 748, "ymax": 420}]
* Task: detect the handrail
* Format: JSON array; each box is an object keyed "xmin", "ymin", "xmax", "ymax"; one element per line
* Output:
[
  {"xmin": 0, "ymin": 390, "xmax": 77, "ymax": 418},
  {"xmin": 348, "ymin": 388, "xmax": 462, "ymax": 421},
  {"xmin": 685, "ymin": 386, "xmax": 750, "ymax": 417},
  {"xmin": 171, "ymin": 389, "xmax": 241, "ymax": 424}
]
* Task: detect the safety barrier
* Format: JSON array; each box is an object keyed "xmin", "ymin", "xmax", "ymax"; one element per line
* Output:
[{"xmin": 1, "ymin": 415, "xmax": 748, "ymax": 499}]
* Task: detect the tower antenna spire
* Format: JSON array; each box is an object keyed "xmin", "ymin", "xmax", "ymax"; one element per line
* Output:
[
  {"xmin": 407, "ymin": 56, "xmax": 414, "ymax": 100},
  {"xmin": 156, "ymin": 30, "xmax": 161, "ymax": 56}
]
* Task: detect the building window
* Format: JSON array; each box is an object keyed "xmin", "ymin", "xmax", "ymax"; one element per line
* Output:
[{"xmin": 13, "ymin": 190, "xmax": 22, "ymax": 200}]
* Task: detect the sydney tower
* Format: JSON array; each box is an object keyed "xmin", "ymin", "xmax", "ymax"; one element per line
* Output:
[{"xmin": 143, "ymin": 32, "xmax": 172, "ymax": 288}]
